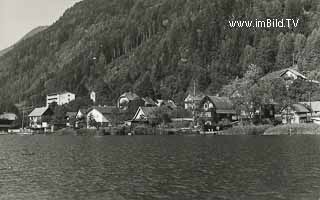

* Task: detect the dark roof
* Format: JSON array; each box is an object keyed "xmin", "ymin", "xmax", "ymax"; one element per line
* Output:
[
  {"xmin": 262, "ymin": 68, "xmax": 306, "ymax": 81},
  {"xmin": 140, "ymin": 107, "xmax": 158, "ymax": 119},
  {"xmin": 300, "ymin": 101, "xmax": 320, "ymax": 112},
  {"xmin": 281, "ymin": 103, "xmax": 310, "ymax": 113},
  {"xmin": 66, "ymin": 112, "xmax": 77, "ymax": 118},
  {"xmin": 78, "ymin": 108, "xmax": 89, "ymax": 114},
  {"xmin": 291, "ymin": 104, "xmax": 310, "ymax": 113},
  {"xmin": 157, "ymin": 100, "xmax": 177, "ymax": 109},
  {"xmin": 132, "ymin": 107, "xmax": 159, "ymax": 121},
  {"xmin": 119, "ymin": 92, "xmax": 140, "ymax": 101},
  {"xmin": 142, "ymin": 97, "xmax": 157, "ymax": 106},
  {"xmin": 206, "ymin": 96, "xmax": 236, "ymax": 114}
]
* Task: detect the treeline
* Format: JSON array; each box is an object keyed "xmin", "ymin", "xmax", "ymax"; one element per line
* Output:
[{"xmin": 0, "ymin": 0, "xmax": 319, "ymax": 109}]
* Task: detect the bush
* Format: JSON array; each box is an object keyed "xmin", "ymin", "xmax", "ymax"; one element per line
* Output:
[{"xmin": 224, "ymin": 125, "xmax": 273, "ymax": 135}]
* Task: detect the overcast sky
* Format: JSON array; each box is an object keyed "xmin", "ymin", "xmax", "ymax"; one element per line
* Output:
[{"xmin": 0, "ymin": 0, "xmax": 82, "ymax": 50}]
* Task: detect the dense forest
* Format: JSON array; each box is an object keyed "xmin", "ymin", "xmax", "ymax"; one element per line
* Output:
[{"xmin": 0, "ymin": 0, "xmax": 320, "ymax": 111}]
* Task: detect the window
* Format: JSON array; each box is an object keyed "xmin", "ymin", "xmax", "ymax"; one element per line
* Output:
[{"xmin": 204, "ymin": 103, "xmax": 209, "ymax": 110}]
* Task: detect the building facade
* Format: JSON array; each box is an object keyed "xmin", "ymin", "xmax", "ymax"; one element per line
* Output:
[
  {"xmin": 281, "ymin": 103, "xmax": 310, "ymax": 124},
  {"xmin": 86, "ymin": 106, "xmax": 117, "ymax": 128},
  {"xmin": 184, "ymin": 94, "xmax": 204, "ymax": 110},
  {"xmin": 46, "ymin": 91, "xmax": 76, "ymax": 106},
  {"xmin": 28, "ymin": 107, "xmax": 53, "ymax": 129},
  {"xmin": 198, "ymin": 95, "xmax": 236, "ymax": 127}
]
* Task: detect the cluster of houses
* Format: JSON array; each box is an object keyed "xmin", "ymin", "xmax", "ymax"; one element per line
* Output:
[
  {"xmin": 0, "ymin": 67, "xmax": 319, "ymax": 132},
  {"xmin": 25, "ymin": 90, "xmax": 242, "ymax": 131}
]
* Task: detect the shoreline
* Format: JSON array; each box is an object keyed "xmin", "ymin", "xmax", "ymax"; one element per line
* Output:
[{"xmin": 5, "ymin": 123, "xmax": 320, "ymax": 136}]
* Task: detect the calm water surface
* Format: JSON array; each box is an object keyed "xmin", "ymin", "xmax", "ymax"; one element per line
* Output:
[{"xmin": 0, "ymin": 135, "xmax": 320, "ymax": 200}]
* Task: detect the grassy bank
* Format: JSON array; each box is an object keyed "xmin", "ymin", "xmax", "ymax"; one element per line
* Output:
[
  {"xmin": 264, "ymin": 123, "xmax": 320, "ymax": 135},
  {"xmin": 223, "ymin": 125, "xmax": 273, "ymax": 135}
]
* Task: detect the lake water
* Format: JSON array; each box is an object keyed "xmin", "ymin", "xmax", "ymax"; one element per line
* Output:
[{"xmin": 0, "ymin": 135, "xmax": 320, "ymax": 200}]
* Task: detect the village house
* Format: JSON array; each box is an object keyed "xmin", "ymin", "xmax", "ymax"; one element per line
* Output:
[
  {"xmin": 184, "ymin": 94, "xmax": 205, "ymax": 110},
  {"xmin": 198, "ymin": 95, "xmax": 236, "ymax": 127},
  {"xmin": 280, "ymin": 103, "xmax": 310, "ymax": 124},
  {"xmin": 0, "ymin": 113, "xmax": 18, "ymax": 131},
  {"xmin": 46, "ymin": 91, "xmax": 76, "ymax": 107},
  {"xmin": 300, "ymin": 101, "xmax": 320, "ymax": 124},
  {"xmin": 156, "ymin": 99, "xmax": 177, "ymax": 109},
  {"xmin": 86, "ymin": 106, "xmax": 118, "ymax": 128},
  {"xmin": 117, "ymin": 92, "xmax": 145, "ymax": 120},
  {"xmin": 280, "ymin": 68, "xmax": 307, "ymax": 81},
  {"xmin": 28, "ymin": 107, "xmax": 53, "ymax": 129},
  {"xmin": 131, "ymin": 106, "xmax": 158, "ymax": 124},
  {"xmin": 142, "ymin": 97, "xmax": 157, "ymax": 107}
]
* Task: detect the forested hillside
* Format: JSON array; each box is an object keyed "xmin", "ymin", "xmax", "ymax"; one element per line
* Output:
[{"xmin": 0, "ymin": 0, "xmax": 319, "ymax": 109}]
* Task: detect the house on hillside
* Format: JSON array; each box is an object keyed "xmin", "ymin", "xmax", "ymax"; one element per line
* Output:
[
  {"xmin": 131, "ymin": 106, "xmax": 158, "ymax": 124},
  {"xmin": 86, "ymin": 106, "xmax": 118, "ymax": 128},
  {"xmin": 28, "ymin": 107, "xmax": 53, "ymax": 129},
  {"xmin": 280, "ymin": 68, "xmax": 306, "ymax": 81},
  {"xmin": 156, "ymin": 99, "xmax": 177, "ymax": 109},
  {"xmin": 300, "ymin": 101, "xmax": 320, "ymax": 116},
  {"xmin": 142, "ymin": 97, "xmax": 157, "ymax": 107},
  {"xmin": 280, "ymin": 103, "xmax": 310, "ymax": 124},
  {"xmin": 184, "ymin": 94, "xmax": 204, "ymax": 110},
  {"xmin": 300, "ymin": 101, "xmax": 320, "ymax": 124},
  {"xmin": 198, "ymin": 95, "xmax": 236, "ymax": 127},
  {"xmin": 46, "ymin": 91, "xmax": 76, "ymax": 107},
  {"xmin": 117, "ymin": 92, "xmax": 144, "ymax": 120}
]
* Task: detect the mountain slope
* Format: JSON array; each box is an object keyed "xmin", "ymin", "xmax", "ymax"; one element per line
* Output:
[
  {"xmin": 0, "ymin": 26, "xmax": 48, "ymax": 57},
  {"xmin": 0, "ymin": 0, "xmax": 319, "ymax": 107}
]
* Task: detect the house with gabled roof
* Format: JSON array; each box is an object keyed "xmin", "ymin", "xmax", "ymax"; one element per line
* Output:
[
  {"xmin": 28, "ymin": 107, "xmax": 53, "ymax": 129},
  {"xmin": 46, "ymin": 91, "xmax": 75, "ymax": 107},
  {"xmin": 131, "ymin": 106, "xmax": 158, "ymax": 123},
  {"xmin": 280, "ymin": 103, "xmax": 311, "ymax": 124},
  {"xmin": 117, "ymin": 92, "xmax": 145, "ymax": 120},
  {"xmin": 86, "ymin": 106, "xmax": 118, "ymax": 128},
  {"xmin": 198, "ymin": 95, "xmax": 236, "ymax": 126},
  {"xmin": 184, "ymin": 94, "xmax": 205, "ymax": 110}
]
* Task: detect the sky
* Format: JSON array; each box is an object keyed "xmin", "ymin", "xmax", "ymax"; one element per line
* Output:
[{"xmin": 0, "ymin": 0, "xmax": 82, "ymax": 50}]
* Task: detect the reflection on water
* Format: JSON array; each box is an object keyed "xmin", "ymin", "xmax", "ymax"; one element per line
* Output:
[{"xmin": 0, "ymin": 135, "xmax": 320, "ymax": 199}]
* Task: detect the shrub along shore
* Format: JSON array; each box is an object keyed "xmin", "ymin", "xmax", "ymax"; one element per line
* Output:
[
  {"xmin": 44, "ymin": 123, "xmax": 320, "ymax": 136},
  {"xmin": 264, "ymin": 123, "xmax": 320, "ymax": 135}
]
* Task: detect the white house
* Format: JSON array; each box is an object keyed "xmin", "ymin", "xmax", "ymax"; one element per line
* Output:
[
  {"xmin": 184, "ymin": 94, "xmax": 204, "ymax": 110},
  {"xmin": 46, "ymin": 91, "xmax": 75, "ymax": 106},
  {"xmin": 86, "ymin": 106, "xmax": 117, "ymax": 128},
  {"xmin": 28, "ymin": 107, "xmax": 53, "ymax": 129}
]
